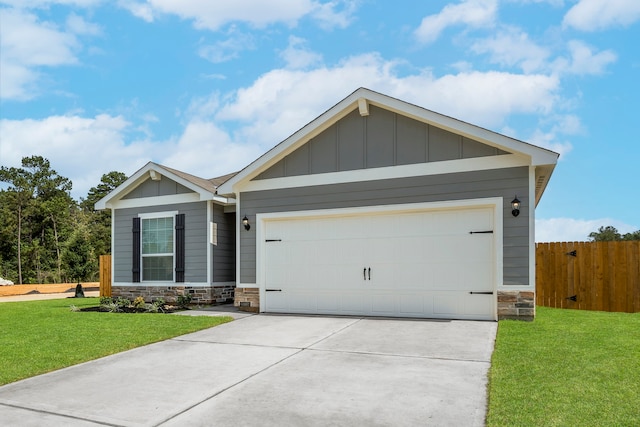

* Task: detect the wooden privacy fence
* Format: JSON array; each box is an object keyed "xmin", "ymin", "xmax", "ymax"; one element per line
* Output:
[
  {"xmin": 536, "ymin": 241, "xmax": 640, "ymax": 313},
  {"xmin": 99, "ymin": 255, "xmax": 112, "ymax": 297}
]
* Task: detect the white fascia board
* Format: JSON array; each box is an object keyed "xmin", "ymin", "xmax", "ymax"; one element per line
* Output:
[
  {"xmin": 107, "ymin": 193, "xmax": 201, "ymax": 210},
  {"xmin": 97, "ymin": 162, "xmax": 227, "ymax": 210},
  {"xmin": 241, "ymin": 154, "xmax": 528, "ymax": 193}
]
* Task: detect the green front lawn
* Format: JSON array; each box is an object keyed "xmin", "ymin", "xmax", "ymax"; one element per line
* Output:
[
  {"xmin": 0, "ymin": 298, "xmax": 232, "ymax": 386},
  {"xmin": 487, "ymin": 306, "xmax": 640, "ymax": 426}
]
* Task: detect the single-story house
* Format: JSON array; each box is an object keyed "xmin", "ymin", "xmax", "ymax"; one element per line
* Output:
[{"xmin": 96, "ymin": 87, "xmax": 558, "ymax": 320}]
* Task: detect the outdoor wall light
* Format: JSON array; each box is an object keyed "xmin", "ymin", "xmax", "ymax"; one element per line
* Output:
[
  {"xmin": 242, "ymin": 215, "xmax": 251, "ymax": 231},
  {"xmin": 511, "ymin": 196, "xmax": 521, "ymax": 217}
]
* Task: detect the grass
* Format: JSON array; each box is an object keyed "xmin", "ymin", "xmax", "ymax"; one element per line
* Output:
[
  {"xmin": 0, "ymin": 298, "xmax": 232, "ymax": 386},
  {"xmin": 487, "ymin": 306, "xmax": 640, "ymax": 427}
]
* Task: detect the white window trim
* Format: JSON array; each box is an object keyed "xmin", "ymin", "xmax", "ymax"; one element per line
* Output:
[{"xmin": 139, "ymin": 211, "xmax": 178, "ymax": 282}]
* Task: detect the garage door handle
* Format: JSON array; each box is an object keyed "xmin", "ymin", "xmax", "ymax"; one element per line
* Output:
[
  {"xmin": 368, "ymin": 267, "xmax": 371, "ymax": 280},
  {"xmin": 469, "ymin": 291, "xmax": 494, "ymax": 295},
  {"xmin": 363, "ymin": 268, "xmax": 367, "ymax": 280}
]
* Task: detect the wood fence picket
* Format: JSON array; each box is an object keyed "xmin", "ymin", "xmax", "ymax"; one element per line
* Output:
[{"xmin": 536, "ymin": 241, "xmax": 640, "ymax": 313}]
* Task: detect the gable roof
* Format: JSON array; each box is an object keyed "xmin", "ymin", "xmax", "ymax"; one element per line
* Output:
[
  {"xmin": 94, "ymin": 162, "xmax": 237, "ymax": 210},
  {"xmin": 217, "ymin": 87, "xmax": 559, "ymax": 205}
]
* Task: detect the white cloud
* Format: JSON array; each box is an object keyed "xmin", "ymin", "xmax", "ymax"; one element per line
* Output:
[
  {"xmin": 310, "ymin": 0, "xmax": 357, "ymax": 30},
  {"xmin": 66, "ymin": 13, "xmax": 102, "ymax": 36},
  {"xmin": 117, "ymin": 0, "xmax": 155, "ymax": 22},
  {"xmin": 536, "ymin": 217, "xmax": 639, "ymax": 242},
  {"xmin": 0, "ymin": 0, "xmax": 102, "ymax": 7},
  {"xmin": 161, "ymin": 121, "xmax": 264, "ymax": 179},
  {"xmin": 415, "ymin": 0, "xmax": 497, "ymax": 44},
  {"xmin": 130, "ymin": 0, "xmax": 347, "ymax": 31},
  {"xmin": 132, "ymin": 0, "xmax": 317, "ymax": 31},
  {"xmin": 563, "ymin": 0, "xmax": 640, "ymax": 31},
  {"xmin": 0, "ymin": 115, "xmax": 155, "ymax": 199},
  {"xmin": 198, "ymin": 30, "xmax": 255, "ymax": 63},
  {"xmin": 1, "ymin": 51, "xmax": 565, "ymax": 199},
  {"xmin": 213, "ymin": 53, "xmax": 560, "ymax": 149},
  {"xmin": 0, "ymin": 8, "xmax": 81, "ymax": 100},
  {"xmin": 470, "ymin": 26, "xmax": 550, "ymax": 73},
  {"xmin": 279, "ymin": 36, "xmax": 323, "ymax": 69},
  {"xmin": 551, "ymin": 40, "xmax": 617, "ymax": 75}
]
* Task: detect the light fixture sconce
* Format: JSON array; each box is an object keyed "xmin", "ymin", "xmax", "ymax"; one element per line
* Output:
[
  {"xmin": 242, "ymin": 215, "xmax": 251, "ymax": 231},
  {"xmin": 511, "ymin": 196, "xmax": 521, "ymax": 217}
]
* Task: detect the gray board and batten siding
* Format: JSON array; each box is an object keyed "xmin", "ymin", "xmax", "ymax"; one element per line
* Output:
[
  {"xmin": 212, "ymin": 203, "xmax": 236, "ymax": 283},
  {"xmin": 121, "ymin": 177, "xmax": 193, "ymax": 199},
  {"xmin": 254, "ymin": 105, "xmax": 509, "ymax": 180},
  {"xmin": 113, "ymin": 200, "xmax": 236, "ymax": 284},
  {"xmin": 240, "ymin": 166, "xmax": 530, "ymax": 286}
]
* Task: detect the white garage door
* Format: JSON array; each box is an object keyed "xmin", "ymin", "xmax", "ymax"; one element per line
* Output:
[{"xmin": 262, "ymin": 207, "xmax": 496, "ymax": 320}]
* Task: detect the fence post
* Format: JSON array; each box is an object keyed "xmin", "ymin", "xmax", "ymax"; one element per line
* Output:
[{"xmin": 99, "ymin": 255, "xmax": 112, "ymax": 297}]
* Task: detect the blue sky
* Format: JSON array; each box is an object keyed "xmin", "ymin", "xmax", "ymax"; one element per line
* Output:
[{"xmin": 1, "ymin": 0, "xmax": 638, "ymax": 241}]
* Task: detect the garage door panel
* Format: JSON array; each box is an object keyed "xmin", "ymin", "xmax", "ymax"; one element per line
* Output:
[
  {"xmin": 263, "ymin": 206, "xmax": 496, "ymax": 320},
  {"xmin": 317, "ymin": 293, "xmax": 339, "ymax": 311},
  {"xmin": 433, "ymin": 294, "xmax": 460, "ymax": 315},
  {"xmin": 371, "ymin": 293, "xmax": 396, "ymax": 315},
  {"xmin": 340, "ymin": 293, "xmax": 366, "ymax": 314},
  {"xmin": 464, "ymin": 294, "xmax": 494, "ymax": 317},
  {"xmin": 398, "ymin": 294, "xmax": 426, "ymax": 315}
]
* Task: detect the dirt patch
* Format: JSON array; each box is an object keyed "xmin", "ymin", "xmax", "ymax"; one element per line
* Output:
[{"xmin": 0, "ymin": 283, "xmax": 99, "ymax": 297}]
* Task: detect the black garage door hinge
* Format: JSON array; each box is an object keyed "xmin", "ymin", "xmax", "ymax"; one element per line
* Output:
[
  {"xmin": 469, "ymin": 291, "xmax": 494, "ymax": 295},
  {"xmin": 265, "ymin": 239, "xmax": 282, "ymax": 242},
  {"xmin": 469, "ymin": 230, "xmax": 493, "ymax": 234},
  {"xmin": 266, "ymin": 289, "xmax": 282, "ymax": 292}
]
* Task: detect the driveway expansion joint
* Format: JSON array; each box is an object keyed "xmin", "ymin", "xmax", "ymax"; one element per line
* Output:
[
  {"xmin": 0, "ymin": 401, "xmax": 118, "ymax": 427},
  {"xmin": 305, "ymin": 347, "xmax": 493, "ymax": 364},
  {"xmin": 154, "ymin": 348, "xmax": 305, "ymax": 427}
]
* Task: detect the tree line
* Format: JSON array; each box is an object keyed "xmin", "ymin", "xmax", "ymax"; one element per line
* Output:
[
  {"xmin": 588, "ymin": 226, "xmax": 640, "ymax": 242},
  {"xmin": 0, "ymin": 156, "xmax": 126, "ymax": 284}
]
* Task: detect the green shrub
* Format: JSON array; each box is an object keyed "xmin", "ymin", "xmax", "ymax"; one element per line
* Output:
[{"xmin": 176, "ymin": 294, "xmax": 192, "ymax": 308}]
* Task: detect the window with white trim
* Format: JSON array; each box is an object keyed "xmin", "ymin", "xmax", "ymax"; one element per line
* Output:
[{"xmin": 140, "ymin": 212, "xmax": 176, "ymax": 281}]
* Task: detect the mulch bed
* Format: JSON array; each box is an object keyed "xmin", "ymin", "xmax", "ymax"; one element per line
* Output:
[{"xmin": 78, "ymin": 305, "xmax": 188, "ymax": 314}]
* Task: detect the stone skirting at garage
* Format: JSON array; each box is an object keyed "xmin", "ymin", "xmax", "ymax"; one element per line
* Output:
[
  {"xmin": 497, "ymin": 290, "xmax": 535, "ymax": 320},
  {"xmin": 234, "ymin": 287, "xmax": 260, "ymax": 313},
  {"xmin": 111, "ymin": 285, "xmax": 235, "ymax": 304},
  {"xmin": 231, "ymin": 288, "xmax": 536, "ymax": 319}
]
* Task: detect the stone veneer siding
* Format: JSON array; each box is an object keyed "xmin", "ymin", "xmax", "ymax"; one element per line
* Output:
[
  {"xmin": 234, "ymin": 287, "xmax": 260, "ymax": 313},
  {"xmin": 497, "ymin": 290, "xmax": 535, "ymax": 321},
  {"xmin": 111, "ymin": 285, "xmax": 235, "ymax": 304},
  {"xmin": 234, "ymin": 288, "xmax": 535, "ymax": 320}
]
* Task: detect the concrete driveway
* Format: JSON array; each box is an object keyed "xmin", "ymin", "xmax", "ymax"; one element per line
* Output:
[{"xmin": 0, "ymin": 312, "xmax": 497, "ymax": 427}]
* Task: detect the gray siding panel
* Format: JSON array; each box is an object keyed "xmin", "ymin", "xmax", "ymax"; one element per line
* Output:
[
  {"xmin": 366, "ymin": 106, "xmax": 395, "ymax": 168},
  {"xmin": 255, "ymin": 105, "xmax": 510, "ymax": 181},
  {"xmin": 310, "ymin": 124, "xmax": 337, "ymax": 174},
  {"xmin": 212, "ymin": 204, "xmax": 236, "ymax": 282},
  {"xmin": 285, "ymin": 143, "xmax": 310, "ymax": 176},
  {"xmin": 239, "ymin": 167, "xmax": 530, "ymax": 286},
  {"xmin": 396, "ymin": 114, "xmax": 427, "ymax": 165},
  {"xmin": 429, "ymin": 126, "xmax": 461, "ymax": 161},
  {"xmin": 123, "ymin": 177, "xmax": 193, "ymax": 199},
  {"xmin": 463, "ymin": 137, "xmax": 499, "ymax": 158},
  {"xmin": 113, "ymin": 202, "xmax": 209, "ymax": 283},
  {"xmin": 338, "ymin": 109, "xmax": 365, "ymax": 171}
]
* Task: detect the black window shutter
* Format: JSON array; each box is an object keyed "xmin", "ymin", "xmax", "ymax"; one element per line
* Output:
[
  {"xmin": 175, "ymin": 214, "xmax": 185, "ymax": 282},
  {"xmin": 132, "ymin": 217, "xmax": 141, "ymax": 282}
]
